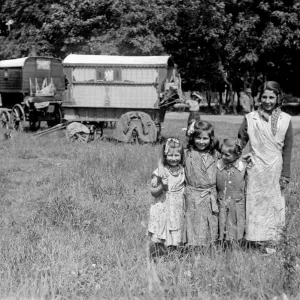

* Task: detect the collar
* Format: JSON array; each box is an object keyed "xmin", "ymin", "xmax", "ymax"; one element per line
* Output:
[
  {"xmin": 256, "ymin": 108, "xmax": 282, "ymax": 122},
  {"xmin": 217, "ymin": 159, "xmax": 244, "ymax": 172}
]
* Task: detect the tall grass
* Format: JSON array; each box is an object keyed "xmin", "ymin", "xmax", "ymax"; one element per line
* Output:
[{"xmin": 0, "ymin": 118, "xmax": 299, "ymax": 299}]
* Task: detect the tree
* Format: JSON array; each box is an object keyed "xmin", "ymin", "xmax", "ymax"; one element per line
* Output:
[
  {"xmin": 87, "ymin": 0, "xmax": 165, "ymax": 55},
  {"xmin": 42, "ymin": 0, "xmax": 112, "ymax": 57},
  {"xmin": 158, "ymin": 0, "xmax": 300, "ymax": 97},
  {"xmin": 0, "ymin": 0, "xmax": 166, "ymax": 58},
  {"xmin": 0, "ymin": 0, "xmax": 55, "ymax": 58}
]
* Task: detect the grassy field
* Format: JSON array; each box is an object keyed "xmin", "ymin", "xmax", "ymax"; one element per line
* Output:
[{"xmin": 0, "ymin": 118, "xmax": 299, "ymax": 299}]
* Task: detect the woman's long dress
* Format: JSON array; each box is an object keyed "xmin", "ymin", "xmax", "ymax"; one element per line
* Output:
[{"xmin": 245, "ymin": 111, "xmax": 291, "ymax": 242}]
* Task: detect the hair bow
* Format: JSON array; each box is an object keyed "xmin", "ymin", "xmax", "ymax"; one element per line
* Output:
[{"xmin": 164, "ymin": 138, "xmax": 180, "ymax": 155}]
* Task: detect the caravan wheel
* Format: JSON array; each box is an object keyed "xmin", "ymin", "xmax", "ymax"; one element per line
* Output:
[
  {"xmin": 47, "ymin": 107, "xmax": 63, "ymax": 127},
  {"xmin": 1, "ymin": 111, "xmax": 11, "ymax": 129},
  {"xmin": 11, "ymin": 104, "xmax": 25, "ymax": 131}
]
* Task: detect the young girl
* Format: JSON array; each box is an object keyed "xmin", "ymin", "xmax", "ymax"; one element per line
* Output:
[
  {"xmin": 217, "ymin": 138, "xmax": 246, "ymax": 243},
  {"xmin": 184, "ymin": 121, "xmax": 219, "ymax": 248},
  {"xmin": 148, "ymin": 138, "xmax": 185, "ymax": 255}
]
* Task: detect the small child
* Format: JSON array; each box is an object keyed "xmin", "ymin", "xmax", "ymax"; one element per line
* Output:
[
  {"xmin": 186, "ymin": 92, "xmax": 202, "ymax": 131},
  {"xmin": 216, "ymin": 138, "xmax": 246, "ymax": 243},
  {"xmin": 148, "ymin": 138, "xmax": 185, "ymax": 256}
]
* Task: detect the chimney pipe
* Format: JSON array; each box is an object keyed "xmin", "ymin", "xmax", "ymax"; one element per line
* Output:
[{"xmin": 30, "ymin": 44, "xmax": 37, "ymax": 57}]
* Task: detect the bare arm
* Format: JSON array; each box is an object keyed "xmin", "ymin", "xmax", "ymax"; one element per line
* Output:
[
  {"xmin": 150, "ymin": 175, "xmax": 166, "ymax": 198},
  {"xmin": 238, "ymin": 117, "xmax": 249, "ymax": 149},
  {"xmin": 281, "ymin": 120, "xmax": 293, "ymax": 182}
]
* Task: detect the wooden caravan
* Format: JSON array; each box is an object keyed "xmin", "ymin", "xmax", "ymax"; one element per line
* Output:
[
  {"xmin": 62, "ymin": 54, "xmax": 181, "ymax": 142},
  {"xmin": 0, "ymin": 56, "xmax": 65, "ymax": 130}
]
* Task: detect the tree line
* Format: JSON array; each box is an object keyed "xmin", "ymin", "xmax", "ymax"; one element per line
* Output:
[{"xmin": 1, "ymin": 0, "xmax": 300, "ymax": 96}]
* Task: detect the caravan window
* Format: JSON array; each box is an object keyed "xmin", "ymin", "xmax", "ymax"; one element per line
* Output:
[
  {"xmin": 96, "ymin": 68, "xmax": 122, "ymax": 82},
  {"xmin": 71, "ymin": 67, "xmax": 158, "ymax": 83},
  {"xmin": 72, "ymin": 68, "xmax": 96, "ymax": 82}
]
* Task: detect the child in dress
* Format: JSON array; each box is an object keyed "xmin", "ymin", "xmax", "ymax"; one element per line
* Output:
[
  {"xmin": 216, "ymin": 138, "xmax": 246, "ymax": 244},
  {"xmin": 184, "ymin": 121, "xmax": 219, "ymax": 248},
  {"xmin": 148, "ymin": 138, "xmax": 185, "ymax": 256}
]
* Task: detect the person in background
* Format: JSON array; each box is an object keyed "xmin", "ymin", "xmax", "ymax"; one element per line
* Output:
[
  {"xmin": 238, "ymin": 81, "xmax": 293, "ymax": 254},
  {"xmin": 186, "ymin": 92, "xmax": 203, "ymax": 134},
  {"xmin": 239, "ymin": 90, "xmax": 251, "ymax": 114},
  {"xmin": 245, "ymin": 87, "xmax": 254, "ymax": 112}
]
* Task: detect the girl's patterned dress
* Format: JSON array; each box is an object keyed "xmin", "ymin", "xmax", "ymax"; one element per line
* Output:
[
  {"xmin": 148, "ymin": 166, "xmax": 185, "ymax": 246},
  {"xmin": 216, "ymin": 159, "xmax": 246, "ymax": 241},
  {"xmin": 184, "ymin": 149, "xmax": 219, "ymax": 246}
]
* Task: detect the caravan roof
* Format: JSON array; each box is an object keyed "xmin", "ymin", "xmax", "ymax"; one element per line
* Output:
[{"xmin": 63, "ymin": 54, "xmax": 174, "ymax": 68}]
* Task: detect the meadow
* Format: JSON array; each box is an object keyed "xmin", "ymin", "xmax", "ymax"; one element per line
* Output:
[{"xmin": 0, "ymin": 115, "xmax": 299, "ymax": 299}]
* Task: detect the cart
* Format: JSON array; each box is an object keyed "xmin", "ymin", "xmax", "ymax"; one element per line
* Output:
[
  {"xmin": 62, "ymin": 54, "xmax": 182, "ymax": 143},
  {"xmin": 0, "ymin": 56, "xmax": 65, "ymax": 130}
]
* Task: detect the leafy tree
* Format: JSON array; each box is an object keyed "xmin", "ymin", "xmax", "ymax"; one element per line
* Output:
[
  {"xmin": 0, "ymin": 0, "xmax": 56, "ymax": 58},
  {"xmin": 87, "ymin": 0, "xmax": 165, "ymax": 55},
  {"xmin": 0, "ymin": 0, "xmax": 165, "ymax": 58},
  {"xmin": 42, "ymin": 0, "xmax": 112, "ymax": 57},
  {"xmin": 158, "ymin": 0, "xmax": 300, "ymax": 97},
  {"xmin": 1, "ymin": 0, "xmax": 300, "ymax": 97}
]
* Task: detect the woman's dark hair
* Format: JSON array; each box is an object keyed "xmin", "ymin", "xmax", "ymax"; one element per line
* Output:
[
  {"xmin": 220, "ymin": 138, "xmax": 243, "ymax": 158},
  {"xmin": 258, "ymin": 81, "xmax": 283, "ymax": 107},
  {"xmin": 187, "ymin": 121, "xmax": 217, "ymax": 152},
  {"xmin": 162, "ymin": 138, "xmax": 184, "ymax": 165}
]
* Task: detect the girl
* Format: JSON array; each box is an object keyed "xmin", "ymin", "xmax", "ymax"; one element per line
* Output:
[
  {"xmin": 148, "ymin": 138, "xmax": 185, "ymax": 255},
  {"xmin": 184, "ymin": 121, "xmax": 219, "ymax": 248},
  {"xmin": 217, "ymin": 138, "xmax": 246, "ymax": 243},
  {"xmin": 238, "ymin": 81, "xmax": 293, "ymax": 253}
]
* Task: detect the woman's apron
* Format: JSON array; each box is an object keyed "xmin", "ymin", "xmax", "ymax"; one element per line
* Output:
[{"xmin": 245, "ymin": 111, "xmax": 291, "ymax": 242}]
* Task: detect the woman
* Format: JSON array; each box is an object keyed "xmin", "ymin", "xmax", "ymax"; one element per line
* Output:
[{"xmin": 238, "ymin": 81, "xmax": 293, "ymax": 252}]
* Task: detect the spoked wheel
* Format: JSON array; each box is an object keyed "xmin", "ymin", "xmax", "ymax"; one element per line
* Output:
[
  {"xmin": 1, "ymin": 110, "xmax": 11, "ymax": 129},
  {"xmin": 47, "ymin": 106, "xmax": 63, "ymax": 127},
  {"xmin": 11, "ymin": 104, "xmax": 25, "ymax": 131},
  {"xmin": 66, "ymin": 132, "xmax": 89, "ymax": 143}
]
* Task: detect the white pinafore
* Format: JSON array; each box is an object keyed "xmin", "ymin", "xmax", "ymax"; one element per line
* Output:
[{"xmin": 245, "ymin": 111, "xmax": 291, "ymax": 242}]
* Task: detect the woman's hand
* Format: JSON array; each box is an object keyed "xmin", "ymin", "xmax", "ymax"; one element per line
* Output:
[
  {"xmin": 242, "ymin": 153, "xmax": 253, "ymax": 167},
  {"xmin": 279, "ymin": 177, "xmax": 289, "ymax": 190}
]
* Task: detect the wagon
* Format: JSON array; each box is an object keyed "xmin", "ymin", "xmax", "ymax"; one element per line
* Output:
[
  {"xmin": 62, "ymin": 54, "xmax": 182, "ymax": 143},
  {"xmin": 0, "ymin": 56, "xmax": 65, "ymax": 130}
]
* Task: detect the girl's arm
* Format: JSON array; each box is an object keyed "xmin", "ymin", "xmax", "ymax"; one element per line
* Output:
[
  {"xmin": 281, "ymin": 121, "xmax": 293, "ymax": 182},
  {"xmin": 238, "ymin": 117, "xmax": 249, "ymax": 149},
  {"xmin": 157, "ymin": 145, "xmax": 165, "ymax": 177},
  {"xmin": 150, "ymin": 175, "xmax": 166, "ymax": 197},
  {"xmin": 158, "ymin": 158, "xmax": 164, "ymax": 176}
]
